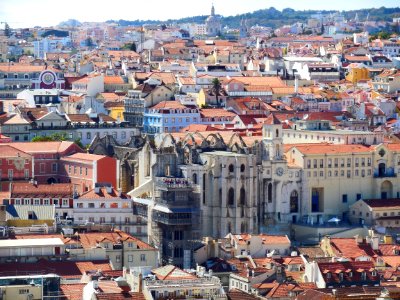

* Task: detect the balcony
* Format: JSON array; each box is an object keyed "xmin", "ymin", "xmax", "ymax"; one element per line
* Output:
[
  {"xmin": 152, "ymin": 209, "xmax": 192, "ymax": 225},
  {"xmin": 374, "ymin": 168, "xmax": 397, "ymax": 178},
  {"xmin": 155, "ymin": 177, "xmax": 193, "ymax": 191}
]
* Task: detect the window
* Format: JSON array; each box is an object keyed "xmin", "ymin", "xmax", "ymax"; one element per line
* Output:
[
  {"xmin": 88, "ymin": 203, "xmax": 95, "ymax": 208},
  {"xmin": 87, "ymin": 132, "xmax": 91, "ymax": 140},
  {"xmin": 140, "ymin": 254, "xmax": 146, "ymax": 261},
  {"xmin": 174, "ymin": 230, "xmax": 183, "ymax": 240},
  {"xmin": 116, "ymin": 255, "xmax": 121, "ymax": 262},
  {"xmin": 228, "ymin": 164, "xmax": 234, "ymax": 172},
  {"xmin": 62, "ymin": 199, "xmax": 69, "ymax": 206},
  {"xmin": 8, "ymin": 169, "xmax": 13, "ymax": 180},
  {"xmin": 357, "ymin": 194, "xmax": 362, "ymax": 200},
  {"xmin": 228, "ymin": 188, "xmax": 235, "ymax": 206},
  {"xmin": 342, "ymin": 194, "xmax": 348, "ymax": 203},
  {"xmin": 100, "ymin": 217, "xmax": 106, "ymax": 223},
  {"xmin": 19, "ymin": 289, "xmax": 29, "ymax": 294},
  {"xmin": 34, "ymin": 199, "xmax": 40, "ymax": 205},
  {"xmin": 24, "ymin": 169, "xmax": 30, "ymax": 179},
  {"xmin": 53, "ymin": 199, "xmax": 59, "ymax": 205},
  {"xmin": 44, "ymin": 199, "xmax": 50, "ymax": 205},
  {"xmin": 52, "ymin": 163, "xmax": 58, "ymax": 173},
  {"xmin": 85, "ymin": 168, "xmax": 88, "ymax": 176},
  {"xmin": 128, "ymin": 255, "xmax": 133, "ymax": 262}
]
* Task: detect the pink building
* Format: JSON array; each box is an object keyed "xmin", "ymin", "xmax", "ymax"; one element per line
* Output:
[
  {"xmin": 60, "ymin": 153, "xmax": 117, "ymax": 195},
  {"xmin": 9, "ymin": 141, "xmax": 83, "ymax": 185}
]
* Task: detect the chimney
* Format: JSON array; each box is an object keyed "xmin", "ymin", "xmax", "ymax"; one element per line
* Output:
[
  {"xmin": 92, "ymin": 280, "xmax": 98, "ymax": 289},
  {"xmin": 371, "ymin": 235, "xmax": 379, "ymax": 251}
]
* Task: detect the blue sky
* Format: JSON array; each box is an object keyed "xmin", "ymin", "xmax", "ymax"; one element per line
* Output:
[{"xmin": 1, "ymin": 0, "xmax": 399, "ymax": 28}]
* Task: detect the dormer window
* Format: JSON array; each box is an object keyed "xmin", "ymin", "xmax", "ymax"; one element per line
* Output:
[{"xmin": 361, "ymin": 272, "xmax": 366, "ymax": 280}]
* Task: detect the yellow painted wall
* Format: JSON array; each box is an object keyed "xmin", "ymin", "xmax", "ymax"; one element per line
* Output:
[
  {"xmin": 346, "ymin": 67, "xmax": 370, "ymax": 84},
  {"xmin": 197, "ymin": 89, "xmax": 207, "ymax": 107},
  {"xmin": 7, "ymin": 219, "xmax": 54, "ymax": 227},
  {"xmin": 109, "ymin": 106, "xmax": 125, "ymax": 121}
]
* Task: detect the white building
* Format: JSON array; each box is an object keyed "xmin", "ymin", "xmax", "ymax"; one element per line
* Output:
[
  {"xmin": 73, "ymin": 184, "xmax": 147, "ymax": 239},
  {"xmin": 33, "ymin": 37, "xmax": 71, "ymax": 59}
]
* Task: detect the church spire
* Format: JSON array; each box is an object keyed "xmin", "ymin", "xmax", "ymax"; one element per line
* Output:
[{"xmin": 211, "ymin": 3, "xmax": 215, "ymax": 16}]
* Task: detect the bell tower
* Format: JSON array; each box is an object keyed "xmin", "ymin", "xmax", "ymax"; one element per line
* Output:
[{"xmin": 263, "ymin": 114, "xmax": 283, "ymax": 160}]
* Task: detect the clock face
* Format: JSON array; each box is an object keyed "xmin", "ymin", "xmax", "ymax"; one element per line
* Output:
[
  {"xmin": 42, "ymin": 72, "xmax": 55, "ymax": 85},
  {"xmin": 276, "ymin": 167, "xmax": 284, "ymax": 176}
]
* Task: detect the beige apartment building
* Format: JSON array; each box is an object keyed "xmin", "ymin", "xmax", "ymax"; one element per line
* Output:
[{"xmin": 285, "ymin": 142, "xmax": 400, "ymax": 223}]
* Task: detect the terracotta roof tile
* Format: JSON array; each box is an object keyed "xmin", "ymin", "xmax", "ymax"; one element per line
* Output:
[
  {"xmin": 78, "ymin": 187, "xmax": 129, "ymax": 200},
  {"xmin": 60, "ymin": 284, "xmax": 86, "ymax": 300},
  {"xmin": 10, "ymin": 182, "xmax": 73, "ymax": 198},
  {"xmin": 78, "ymin": 230, "xmax": 155, "ymax": 250}
]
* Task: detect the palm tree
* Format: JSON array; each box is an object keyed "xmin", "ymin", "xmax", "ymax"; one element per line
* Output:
[{"xmin": 211, "ymin": 78, "xmax": 222, "ymax": 105}]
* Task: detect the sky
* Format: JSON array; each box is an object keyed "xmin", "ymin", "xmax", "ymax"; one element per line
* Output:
[{"xmin": 0, "ymin": 0, "xmax": 399, "ymax": 28}]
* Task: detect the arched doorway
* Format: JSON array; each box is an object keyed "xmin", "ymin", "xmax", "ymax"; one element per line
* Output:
[
  {"xmin": 381, "ymin": 181, "xmax": 393, "ymax": 199},
  {"xmin": 290, "ymin": 190, "xmax": 299, "ymax": 213},
  {"xmin": 47, "ymin": 177, "xmax": 56, "ymax": 184}
]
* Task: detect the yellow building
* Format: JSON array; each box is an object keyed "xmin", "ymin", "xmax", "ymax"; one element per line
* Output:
[
  {"xmin": 345, "ymin": 63, "xmax": 370, "ymax": 84},
  {"xmin": 285, "ymin": 142, "xmax": 400, "ymax": 222},
  {"xmin": 350, "ymin": 198, "xmax": 400, "ymax": 227},
  {"xmin": 105, "ymin": 102, "xmax": 125, "ymax": 121}
]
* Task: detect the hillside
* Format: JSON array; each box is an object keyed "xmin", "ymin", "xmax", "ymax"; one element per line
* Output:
[{"xmin": 107, "ymin": 6, "xmax": 400, "ymax": 28}]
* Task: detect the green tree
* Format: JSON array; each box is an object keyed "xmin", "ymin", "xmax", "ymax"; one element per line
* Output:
[
  {"xmin": 32, "ymin": 132, "xmax": 84, "ymax": 149},
  {"xmin": 211, "ymin": 78, "xmax": 222, "ymax": 105}
]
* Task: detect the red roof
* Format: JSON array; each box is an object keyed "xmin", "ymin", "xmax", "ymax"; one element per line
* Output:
[
  {"xmin": 0, "ymin": 145, "xmax": 31, "ymax": 158},
  {"xmin": 10, "ymin": 182, "xmax": 73, "ymax": 198},
  {"xmin": 362, "ymin": 198, "xmax": 400, "ymax": 208},
  {"xmin": 0, "ymin": 259, "xmax": 111, "ymax": 279},
  {"xmin": 61, "ymin": 152, "xmax": 107, "ymax": 162},
  {"xmin": 78, "ymin": 230, "xmax": 155, "ymax": 250},
  {"xmin": 150, "ymin": 100, "xmax": 187, "ymax": 110},
  {"xmin": 78, "ymin": 187, "xmax": 129, "ymax": 200},
  {"xmin": 60, "ymin": 284, "xmax": 86, "ymax": 300},
  {"xmin": 328, "ymin": 238, "xmax": 376, "ymax": 259},
  {"xmin": 9, "ymin": 141, "xmax": 82, "ymax": 154}
]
